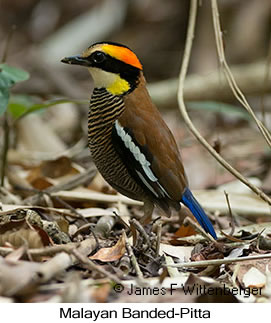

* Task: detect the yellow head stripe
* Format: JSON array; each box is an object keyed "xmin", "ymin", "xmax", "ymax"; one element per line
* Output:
[{"xmin": 102, "ymin": 44, "xmax": 142, "ymax": 70}]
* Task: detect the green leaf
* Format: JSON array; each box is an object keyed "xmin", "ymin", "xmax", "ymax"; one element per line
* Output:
[
  {"xmin": 12, "ymin": 98, "xmax": 88, "ymax": 121},
  {"xmin": 0, "ymin": 64, "xmax": 29, "ymax": 85},
  {"xmin": 187, "ymin": 101, "xmax": 251, "ymax": 121},
  {"xmin": 8, "ymin": 102, "xmax": 29, "ymax": 119},
  {"xmin": 0, "ymin": 67, "xmax": 13, "ymax": 115},
  {"xmin": 0, "ymin": 87, "xmax": 9, "ymax": 115},
  {"xmin": 8, "ymin": 95, "xmax": 34, "ymax": 119},
  {"xmin": 0, "ymin": 71, "xmax": 12, "ymax": 88},
  {"xmin": 0, "ymin": 64, "xmax": 30, "ymax": 116}
]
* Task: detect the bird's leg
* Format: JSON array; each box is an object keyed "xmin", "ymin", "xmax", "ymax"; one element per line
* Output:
[{"xmin": 140, "ymin": 200, "xmax": 154, "ymax": 225}]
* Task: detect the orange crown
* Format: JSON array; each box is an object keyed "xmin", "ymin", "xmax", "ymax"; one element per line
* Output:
[{"xmin": 102, "ymin": 44, "xmax": 142, "ymax": 70}]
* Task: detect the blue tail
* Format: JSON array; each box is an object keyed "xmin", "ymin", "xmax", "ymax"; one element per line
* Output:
[{"xmin": 181, "ymin": 188, "xmax": 217, "ymax": 239}]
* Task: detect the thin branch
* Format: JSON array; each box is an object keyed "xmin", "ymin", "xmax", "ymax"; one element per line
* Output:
[
  {"xmin": 224, "ymin": 191, "xmax": 235, "ymax": 236},
  {"xmin": 51, "ymin": 190, "xmax": 142, "ymax": 206},
  {"xmin": 71, "ymin": 248, "xmax": 122, "ymax": 284},
  {"xmin": 124, "ymin": 231, "xmax": 144, "ymax": 281},
  {"xmin": 1, "ymin": 26, "xmax": 17, "ymax": 186},
  {"xmin": 184, "ymin": 216, "xmax": 215, "ymax": 242},
  {"xmin": 211, "ymin": 0, "xmax": 271, "ymax": 147},
  {"xmin": 1, "ymin": 25, "xmax": 16, "ymax": 63},
  {"xmin": 260, "ymin": 35, "xmax": 271, "ymax": 125},
  {"xmin": 1, "ymin": 113, "xmax": 10, "ymax": 186},
  {"xmin": 22, "ymin": 165, "xmax": 97, "ymax": 205},
  {"xmin": 149, "ymin": 60, "xmax": 271, "ymax": 109},
  {"xmin": 167, "ymin": 253, "xmax": 271, "ymax": 268},
  {"xmin": 155, "ymin": 221, "xmax": 162, "ymax": 258},
  {"xmin": 129, "ymin": 219, "xmax": 152, "ymax": 248},
  {"xmin": 177, "ymin": 0, "xmax": 271, "ymax": 206},
  {"xmin": 0, "ymin": 243, "xmax": 79, "ymax": 257}
]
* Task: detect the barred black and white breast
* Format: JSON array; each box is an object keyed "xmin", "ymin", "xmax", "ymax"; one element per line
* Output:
[{"xmin": 88, "ymin": 88, "xmax": 146, "ymax": 201}]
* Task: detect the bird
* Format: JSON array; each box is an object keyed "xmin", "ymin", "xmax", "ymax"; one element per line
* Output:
[{"xmin": 61, "ymin": 41, "xmax": 217, "ymax": 239}]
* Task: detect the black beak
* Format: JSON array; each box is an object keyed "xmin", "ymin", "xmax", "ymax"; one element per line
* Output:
[{"xmin": 61, "ymin": 55, "xmax": 90, "ymax": 67}]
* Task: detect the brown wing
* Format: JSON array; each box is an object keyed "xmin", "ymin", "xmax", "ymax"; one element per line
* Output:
[{"xmin": 119, "ymin": 74, "xmax": 188, "ymax": 202}]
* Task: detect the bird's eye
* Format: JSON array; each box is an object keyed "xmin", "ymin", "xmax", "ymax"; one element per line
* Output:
[{"xmin": 91, "ymin": 51, "xmax": 106, "ymax": 64}]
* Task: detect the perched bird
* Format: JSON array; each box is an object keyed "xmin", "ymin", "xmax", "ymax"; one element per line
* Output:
[{"xmin": 61, "ymin": 41, "xmax": 217, "ymax": 239}]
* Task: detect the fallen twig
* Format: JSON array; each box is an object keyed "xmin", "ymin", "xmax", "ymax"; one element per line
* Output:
[
  {"xmin": 224, "ymin": 191, "xmax": 235, "ymax": 236},
  {"xmin": 124, "ymin": 231, "xmax": 144, "ymax": 281},
  {"xmin": 36, "ymin": 238, "xmax": 96, "ymax": 283},
  {"xmin": 168, "ymin": 253, "xmax": 271, "ymax": 268},
  {"xmin": 22, "ymin": 166, "xmax": 97, "ymax": 206},
  {"xmin": 51, "ymin": 189, "xmax": 142, "ymax": 206},
  {"xmin": 37, "ymin": 251, "xmax": 73, "ymax": 282},
  {"xmin": 259, "ymin": 36, "xmax": 271, "ymax": 124},
  {"xmin": 0, "ymin": 243, "xmax": 79, "ymax": 258},
  {"xmin": 129, "ymin": 219, "xmax": 152, "ymax": 248},
  {"xmin": 155, "ymin": 221, "xmax": 162, "ymax": 258},
  {"xmin": 94, "ymin": 215, "xmax": 116, "ymax": 237},
  {"xmin": 184, "ymin": 216, "xmax": 215, "ymax": 242},
  {"xmin": 71, "ymin": 248, "xmax": 122, "ymax": 284}
]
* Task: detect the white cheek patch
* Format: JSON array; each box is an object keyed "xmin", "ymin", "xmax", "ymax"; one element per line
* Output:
[
  {"xmin": 115, "ymin": 120, "xmax": 170, "ymax": 198},
  {"xmin": 88, "ymin": 67, "xmax": 117, "ymax": 88}
]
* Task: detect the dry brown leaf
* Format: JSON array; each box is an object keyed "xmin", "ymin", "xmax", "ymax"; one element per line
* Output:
[
  {"xmin": 25, "ymin": 157, "xmax": 81, "ymax": 190},
  {"xmin": 130, "ymin": 221, "xmax": 138, "ymax": 246},
  {"xmin": 0, "ymin": 210, "xmax": 71, "ymax": 248},
  {"xmin": 160, "ymin": 244, "xmax": 193, "ymax": 262},
  {"xmin": 174, "ymin": 224, "xmax": 197, "ymax": 238},
  {"xmin": 190, "ymin": 242, "xmax": 224, "ymax": 261},
  {"xmin": 0, "ymin": 216, "xmax": 52, "ymax": 248},
  {"xmin": 91, "ymin": 283, "xmax": 111, "ymax": 302},
  {"xmin": 40, "ymin": 156, "xmax": 73, "ymax": 178},
  {"xmin": 229, "ymin": 255, "xmax": 271, "ymax": 287},
  {"xmin": 56, "ymin": 218, "xmax": 70, "ymax": 234},
  {"xmin": 242, "ymin": 267, "xmax": 266, "ymax": 288},
  {"xmin": 0, "ymin": 228, "xmax": 46, "ymax": 249},
  {"xmin": 90, "ymin": 232, "xmax": 126, "ymax": 262},
  {"xmin": 28, "ymin": 176, "xmax": 53, "ymax": 190}
]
